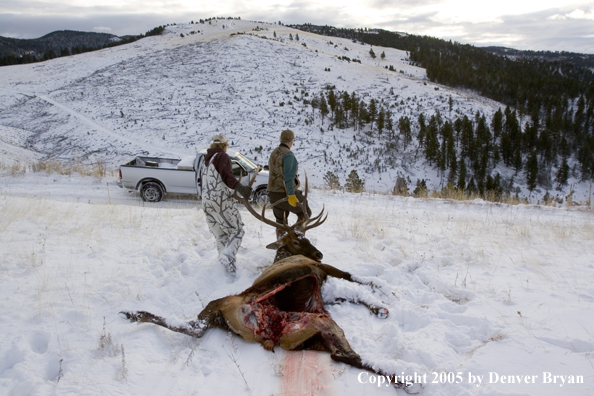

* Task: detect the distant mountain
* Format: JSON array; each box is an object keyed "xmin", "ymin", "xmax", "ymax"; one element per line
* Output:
[
  {"xmin": 0, "ymin": 31, "xmax": 122, "ymax": 58},
  {"xmin": 481, "ymin": 46, "xmax": 594, "ymax": 70}
]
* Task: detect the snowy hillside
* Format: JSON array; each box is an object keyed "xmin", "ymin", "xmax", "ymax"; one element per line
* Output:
[
  {"xmin": 0, "ymin": 19, "xmax": 519, "ymax": 194},
  {"xmin": 0, "ymin": 172, "xmax": 593, "ymax": 396}
]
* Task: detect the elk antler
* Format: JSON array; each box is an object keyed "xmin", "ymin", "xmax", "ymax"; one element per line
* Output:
[
  {"xmin": 233, "ymin": 169, "xmax": 293, "ymax": 234},
  {"xmin": 236, "ymin": 170, "xmax": 326, "ymax": 236},
  {"xmin": 294, "ymin": 171, "xmax": 328, "ymax": 233}
]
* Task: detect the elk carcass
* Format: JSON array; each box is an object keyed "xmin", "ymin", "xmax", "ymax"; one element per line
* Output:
[{"xmin": 120, "ymin": 174, "xmax": 422, "ymax": 393}]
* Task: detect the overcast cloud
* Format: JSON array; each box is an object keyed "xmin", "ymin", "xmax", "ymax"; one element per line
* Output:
[{"xmin": 1, "ymin": 0, "xmax": 593, "ymax": 54}]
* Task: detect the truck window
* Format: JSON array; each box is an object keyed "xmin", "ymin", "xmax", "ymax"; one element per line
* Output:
[
  {"xmin": 233, "ymin": 153, "xmax": 258, "ymax": 172},
  {"xmin": 232, "ymin": 162, "xmax": 247, "ymax": 178}
]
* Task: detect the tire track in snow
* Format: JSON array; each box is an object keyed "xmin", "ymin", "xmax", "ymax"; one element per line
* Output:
[{"xmin": 0, "ymin": 86, "xmax": 189, "ymax": 158}]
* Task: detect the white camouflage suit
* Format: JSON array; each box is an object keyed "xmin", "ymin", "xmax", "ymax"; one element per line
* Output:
[{"xmin": 201, "ymin": 153, "xmax": 245, "ymax": 273}]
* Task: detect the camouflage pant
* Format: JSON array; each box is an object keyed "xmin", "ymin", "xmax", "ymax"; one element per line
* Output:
[
  {"xmin": 201, "ymin": 152, "xmax": 244, "ymax": 273},
  {"xmin": 203, "ymin": 204, "xmax": 244, "ymax": 273}
]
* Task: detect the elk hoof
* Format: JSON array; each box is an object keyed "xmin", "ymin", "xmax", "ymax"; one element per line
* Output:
[
  {"xmin": 376, "ymin": 307, "xmax": 389, "ymax": 319},
  {"xmin": 119, "ymin": 311, "xmax": 139, "ymax": 322}
]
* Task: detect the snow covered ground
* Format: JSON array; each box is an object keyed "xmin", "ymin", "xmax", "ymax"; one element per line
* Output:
[{"xmin": 1, "ymin": 171, "xmax": 593, "ymax": 395}]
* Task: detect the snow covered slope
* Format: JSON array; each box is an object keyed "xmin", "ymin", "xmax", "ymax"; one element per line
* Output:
[{"xmin": 0, "ymin": 19, "xmax": 505, "ymax": 194}]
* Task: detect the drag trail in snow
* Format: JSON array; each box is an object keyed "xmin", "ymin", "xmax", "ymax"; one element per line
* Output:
[
  {"xmin": 35, "ymin": 93, "xmax": 188, "ymax": 158},
  {"xmin": 0, "ymin": 172, "xmax": 593, "ymax": 395}
]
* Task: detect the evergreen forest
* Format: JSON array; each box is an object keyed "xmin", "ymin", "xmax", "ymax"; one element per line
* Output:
[{"xmin": 292, "ymin": 24, "xmax": 594, "ymax": 195}]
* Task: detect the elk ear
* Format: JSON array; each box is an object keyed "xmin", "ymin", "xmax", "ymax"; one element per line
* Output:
[
  {"xmin": 266, "ymin": 233, "xmax": 291, "ymax": 250},
  {"xmin": 266, "ymin": 241, "xmax": 283, "ymax": 250}
]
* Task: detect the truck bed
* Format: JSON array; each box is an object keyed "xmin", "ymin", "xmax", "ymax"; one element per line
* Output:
[{"xmin": 125, "ymin": 156, "xmax": 194, "ymax": 171}]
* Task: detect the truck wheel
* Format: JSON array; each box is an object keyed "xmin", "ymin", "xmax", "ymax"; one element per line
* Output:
[
  {"xmin": 141, "ymin": 182, "xmax": 163, "ymax": 202},
  {"xmin": 252, "ymin": 188, "xmax": 268, "ymax": 206}
]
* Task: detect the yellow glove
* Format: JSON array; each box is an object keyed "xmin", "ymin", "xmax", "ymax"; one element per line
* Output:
[{"xmin": 288, "ymin": 195, "xmax": 298, "ymax": 207}]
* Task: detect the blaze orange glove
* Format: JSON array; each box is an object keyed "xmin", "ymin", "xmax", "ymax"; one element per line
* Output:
[{"xmin": 288, "ymin": 195, "xmax": 298, "ymax": 207}]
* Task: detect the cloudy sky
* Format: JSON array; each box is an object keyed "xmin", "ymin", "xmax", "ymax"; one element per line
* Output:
[{"xmin": 1, "ymin": 0, "xmax": 594, "ymax": 54}]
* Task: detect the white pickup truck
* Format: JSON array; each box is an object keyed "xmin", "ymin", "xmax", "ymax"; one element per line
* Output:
[{"xmin": 116, "ymin": 149, "xmax": 269, "ymax": 203}]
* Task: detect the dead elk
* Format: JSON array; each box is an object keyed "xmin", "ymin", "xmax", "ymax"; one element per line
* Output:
[{"xmin": 121, "ymin": 256, "xmax": 422, "ymax": 393}]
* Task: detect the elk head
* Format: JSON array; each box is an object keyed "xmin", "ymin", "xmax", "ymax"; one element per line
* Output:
[{"xmin": 237, "ymin": 171, "xmax": 327, "ymax": 263}]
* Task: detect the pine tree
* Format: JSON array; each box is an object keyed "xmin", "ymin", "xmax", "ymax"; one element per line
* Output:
[
  {"xmin": 523, "ymin": 113, "xmax": 539, "ymax": 152},
  {"xmin": 319, "ymin": 95, "xmax": 329, "ymax": 124},
  {"xmin": 475, "ymin": 115, "xmax": 491, "ymax": 152},
  {"xmin": 327, "ymin": 90, "xmax": 337, "ymax": 115},
  {"xmin": 505, "ymin": 109, "xmax": 522, "ymax": 154},
  {"xmin": 460, "ymin": 115, "xmax": 474, "ymax": 159},
  {"xmin": 386, "ymin": 114, "xmax": 394, "ymax": 139},
  {"xmin": 335, "ymin": 103, "xmax": 346, "ymax": 128},
  {"xmin": 457, "ymin": 159, "xmax": 467, "ymax": 191},
  {"xmin": 447, "ymin": 157, "xmax": 457, "ymax": 185},
  {"xmin": 43, "ymin": 50, "xmax": 57, "ymax": 60},
  {"xmin": 417, "ymin": 114, "xmax": 427, "ymax": 147},
  {"xmin": 377, "ymin": 109, "xmax": 385, "ymax": 134},
  {"xmin": 525, "ymin": 151, "xmax": 539, "ymax": 193},
  {"xmin": 323, "ymin": 171, "xmax": 341, "ymax": 189},
  {"xmin": 466, "ymin": 177, "xmax": 477, "ymax": 195},
  {"xmin": 513, "ymin": 147, "xmax": 523, "ymax": 173},
  {"xmin": 398, "ymin": 116, "xmax": 412, "ymax": 148},
  {"xmin": 424, "ymin": 116, "xmax": 439, "ymax": 165},
  {"xmin": 345, "ymin": 170, "xmax": 364, "ymax": 192},
  {"xmin": 368, "ymin": 99, "xmax": 377, "ymax": 129},
  {"xmin": 491, "ymin": 108, "xmax": 503, "ymax": 141},
  {"xmin": 442, "ymin": 121, "xmax": 455, "ymax": 168},
  {"xmin": 555, "ymin": 157, "xmax": 570, "ymax": 189},
  {"xmin": 358, "ymin": 101, "xmax": 368, "ymax": 131},
  {"xmin": 413, "ymin": 179, "xmax": 428, "ymax": 197}
]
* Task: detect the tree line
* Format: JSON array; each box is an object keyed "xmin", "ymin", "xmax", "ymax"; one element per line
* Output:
[
  {"xmin": 291, "ymin": 24, "xmax": 593, "ymax": 115},
  {"xmin": 309, "ymin": 87, "xmax": 396, "ymax": 134},
  {"xmin": 309, "ymin": 87, "xmax": 593, "ymax": 198}
]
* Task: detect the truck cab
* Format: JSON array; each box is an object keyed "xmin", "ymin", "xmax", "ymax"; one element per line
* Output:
[{"xmin": 117, "ymin": 149, "xmax": 269, "ymax": 203}]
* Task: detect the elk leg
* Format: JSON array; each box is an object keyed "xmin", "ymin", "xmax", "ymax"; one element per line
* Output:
[
  {"xmin": 316, "ymin": 263, "xmax": 355, "ymax": 282},
  {"xmin": 326, "ymin": 297, "xmax": 389, "ymax": 319},
  {"xmin": 309, "ymin": 317, "xmax": 421, "ymax": 393},
  {"xmin": 331, "ymin": 353, "xmax": 422, "ymax": 393},
  {"xmin": 120, "ymin": 298, "xmax": 229, "ymax": 339},
  {"xmin": 317, "ymin": 263, "xmax": 382, "ymax": 289}
]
